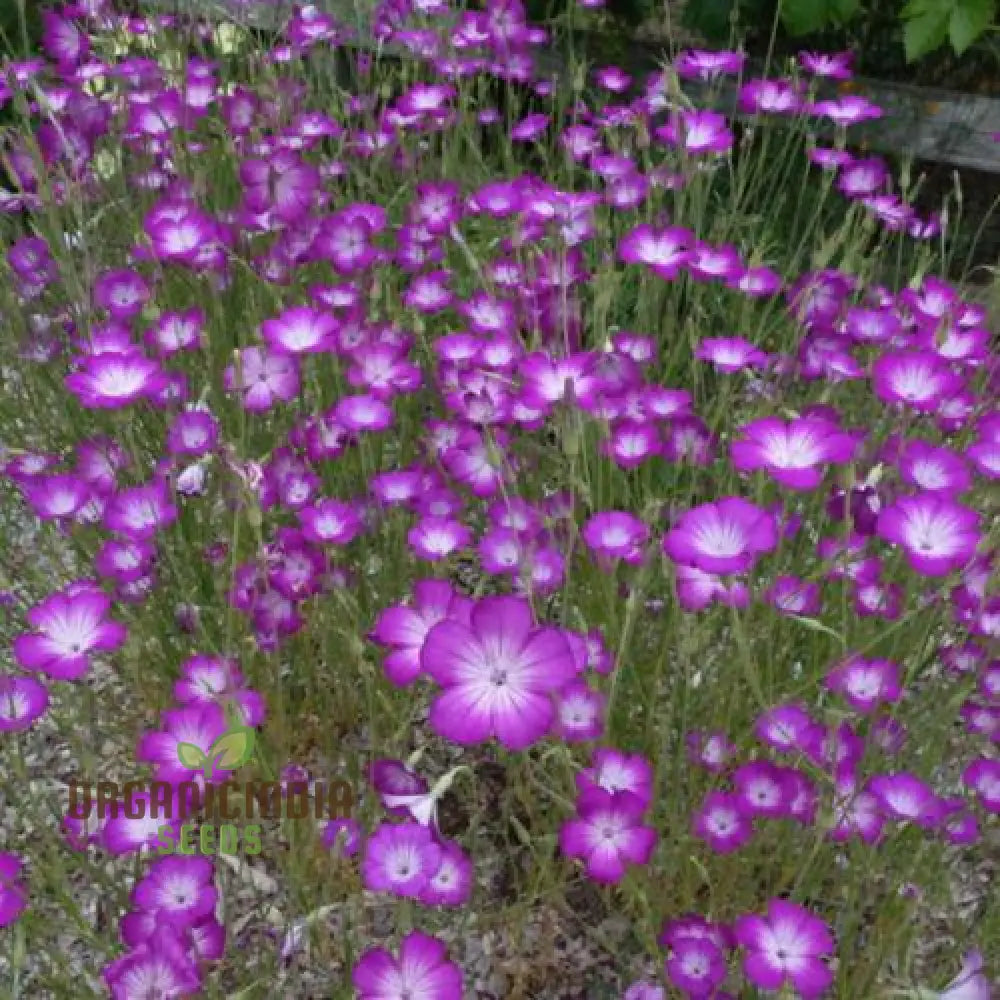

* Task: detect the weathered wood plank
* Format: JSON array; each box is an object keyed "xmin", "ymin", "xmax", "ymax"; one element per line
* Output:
[{"xmin": 141, "ymin": 0, "xmax": 1000, "ymax": 174}]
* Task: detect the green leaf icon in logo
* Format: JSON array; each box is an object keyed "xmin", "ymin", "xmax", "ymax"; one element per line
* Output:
[
  {"xmin": 208, "ymin": 726, "xmax": 256, "ymax": 774},
  {"xmin": 176, "ymin": 741, "xmax": 210, "ymax": 771}
]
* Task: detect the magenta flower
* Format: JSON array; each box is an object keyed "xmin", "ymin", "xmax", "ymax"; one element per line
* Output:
[
  {"xmin": 353, "ymin": 931, "xmax": 463, "ymax": 1000},
  {"xmin": 869, "ymin": 772, "xmax": 946, "ymax": 828},
  {"xmin": 361, "ymin": 821, "xmax": 443, "ymax": 898},
  {"xmin": 898, "ymin": 439, "xmax": 972, "ymax": 494},
  {"xmin": 581, "ymin": 511, "xmax": 649, "ymax": 564},
  {"xmin": 335, "ymin": 393, "xmax": 394, "ymax": 432},
  {"xmin": 559, "ymin": 787, "xmax": 657, "ymax": 884},
  {"xmin": 132, "ymin": 856, "xmax": 217, "ymax": 929},
  {"xmin": 693, "ymin": 791, "xmax": 753, "ymax": 854},
  {"xmin": 0, "ymin": 675, "xmax": 49, "ymax": 731},
  {"xmin": 552, "ymin": 679, "xmax": 606, "ymax": 742},
  {"xmin": 103, "ymin": 480, "xmax": 178, "ymax": 540},
  {"xmin": 0, "ymin": 853, "xmax": 26, "ymax": 927},
  {"xmin": 260, "ymin": 305, "xmax": 337, "ymax": 355},
  {"xmin": 103, "ymin": 927, "xmax": 201, "ymax": 998},
  {"xmin": 22, "ymin": 472, "xmax": 90, "ymax": 522},
  {"xmin": 223, "ymin": 347, "xmax": 301, "ymax": 412},
  {"xmin": 407, "ymin": 517, "xmax": 473, "ymax": 562},
  {"xmin": 674, "ymin": 564, "xmax": 749, "ymax": 612},
  {"xmin": 101, "ymin": 792, "xmax": 183, "ymax": 855},
  {"xmin": 665, "ymin": 933, "xmax": 727, "ymax": 997},
  {"xmin": 320, "ymin": 817, "xmax": 363, "ymax": 857},
  {"xmin": 734, "ymin": 900, "xmax": 834, "ymax": 998},
  {"xmin": 876, "ymin": 493, "xmax": 981, "ymax": 577},
  {"xmin": 418, "ymin": 840, "xmax": 474, "ymax": 907},
  {"xmin": 420, "ymin": 595, "xmax": 577, "ymax": 750},
  {"xmin": 674, "ymin": 49, "xmax": 746, "ymax": 79},
  {"xmin": 766, "ymin": 575, "xmax": 822, "ymax": 616},
  {"xmin": 694, "ymin": 336, "xmax": 769, "ymax": 372},
  {"xmin": 618, "ymin": 223, "xmax": 692, "ymax": 279},
  {"xmin": 65, "ymin": 351, "xmax": 168, "ymax": 409},
  {"xmin": 13, "ymin": 586, "xmax": 127, "ymax": 680},
  {"xmin": 298, "ymin": 498, "xmax": 364, "ymax": 546},
  {"xmin": 369, "ymin": 580, "xmax": 473, "ymax": 686},
  {"xmin": 663, "ymin": 497, "xmax": 778, "ymax": 575},
  {"xmin": 927, "ymin": 950, "xmax": 992, "ymax": 1000},
  {"xmin": 798, "ymin": 51, "xmax": 853, "ymax": 79},
  {"xmin": 824, "ymin": 656, "xmax": 902, "ymax": 713},
  {"xmin": 962, "ymin": 758, "xmax": 1000, "ymax": 813},
  {"xmin": 135, "ymin": 703, "xmax": 230, "ymax": 783},
  {"xmin": 730, "ymin": 416, "xmax": 858, "ymax": 490},
  {"xmin": 872, "ymin": 351, "xmax": 963, "ymax": 412},
  {"xmin": 577, "ymin": 748, "xmax": 654, "ymax": 809}
]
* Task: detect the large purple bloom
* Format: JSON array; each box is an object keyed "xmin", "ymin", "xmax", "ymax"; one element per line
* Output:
[
  {"xmin": 734, "ymin": 899, "xmax": 834, "ymax": 998},
  {"xmin": 352, "ymin": 930, "xmax": 463, "ymax": 1000},
  {"xmin": 663, "ymin": 497, "xmax": 778, "ymax": 575},
  {"xmin": 730, "ymin": 416, "xmax": 858, "ymax": 490},
  {"xmin": 420, "ymin": 595, "xmax": 577, "ymax": 750},
  {"xmin": 876, "ymin": 493, "xmax": 981, "ymax": 577},
  {"xmin": 13, "ymin": 585, "xmax": 127, "ymax": 680}
]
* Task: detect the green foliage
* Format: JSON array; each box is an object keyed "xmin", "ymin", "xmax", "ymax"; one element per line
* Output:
[
  {"xmin": 682, "ymin": 0, "xmax": 997, "ymax": 63},
  {"xmin": 781, "ymin": 0, "xmax": 862, "ymax": 35}
]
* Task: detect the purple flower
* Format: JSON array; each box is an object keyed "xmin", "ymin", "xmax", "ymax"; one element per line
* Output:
[
  {"xmin": 353, "ymin": 930, "xmax": 463, "ymax": 1000},
  {"xmin": 930, "ymin": 950, "xmax": 992, "ymax": 1000},
  {"xmin": 693, "ymin": 791, "xmax": 753, "ymax": 854},
  {"xmin": 223, "ymin": 347, "xmax": 301, "ymax": 412},
  {"xmin": 135, "ymin": 703, "xmax": 229, "ymax": 783},
  {"xmin": 869, "ymin": 772, "xmax": 946, "ymax": 828},
  {"xmin": 730, "ymin": 416, "xmax": 858, "ymax": 490},
  {"xmin": 559, "ymin": 787, "xmax": 657, "ymax": 884},
  {"xmin": 0, "ymin": 674, "xmax": 49, "ymax": 731},
  {"xmin": 798, "ymin": 51, "xmax": 853, "ymax": 79},
  {"xmin": 103, "ymin": 927, "xmax": 202, "ymax": 999},
  {"xmin": 0, "ymin": 852, "xmax": 27, "ymax": 927},
  {"xmin": 694, "ymin": 337, "xmax": 769, "ymax": 373},
  {"xmin": 65, "ymin": 351, "xmax": 168, "ymax": 409},
  {"xmin": 13, "ymin": 585, "xmax": 127, "ymax": 680},
  {"xmin": 824, "ymin": 656, "xmax": 902, "ymax": 714},
  {"xmin": 418, "ymin": 840, "xmax": 473, "ymax": 906},
  {"xmin": 361, "ymin": 821, "xmax": 443, "ymax": 898},
  {"xmin": 261, "ymin": 305, "xmax": 338, "ymax": 355},
  {"xmin": 663, "ymin": 497, "xmax": 778, "ymax": 575},
  {"xmin": 577, "ymin": 748, "xmax": 655, "ymax": 809},
  {"xmin": 665, "ymin": 933, "xmax": 727, "ymax": 997},
  {"xmin": 872, "ymin": 351, "xmax": 963, "ymax": 413},
  {"xmin": 552, "ymin": 679, "xmax": 606, "ymax": 742},
  {"xmin": 298, "ymin": 498, "xmax": 364, "ymax": 546},
  {"xmin": 876, "ymin": 493, "xmax": 981, "ymax": 577},
  {"xmin": 369, "ymin": 580, "xmax": 473, "ymax": 687},
  {"xmin": 582, "ymin": 511, "xmax": 649, "ymax": 564},
  {"xmin": 420, "ymin": 595, "xmax": 577, "ymax": 750},
  {"xmin": 732, "ymin": 761, "xmax": 794, "ymax": 819},
  {"xmin": 735, "ymin": 900, "xmax": 834, "ymax": 998},
  {"xmin": 898, "ymin": 439, "xmax": 972, "ymax": 494},
  {"xmin": 618, "ymin": 223, "xmax": 692, "ymax": 279},
  {"xmin": 132, "ymin": 856, "xmax": 217, "ymax": 929},
  {"xmin": 962, "ymin": 758, "xmax": 1000, "ymax": 813},
  {"xmin": 320, "ymin": 817, "xmax": 363, "ymax": 857}
]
